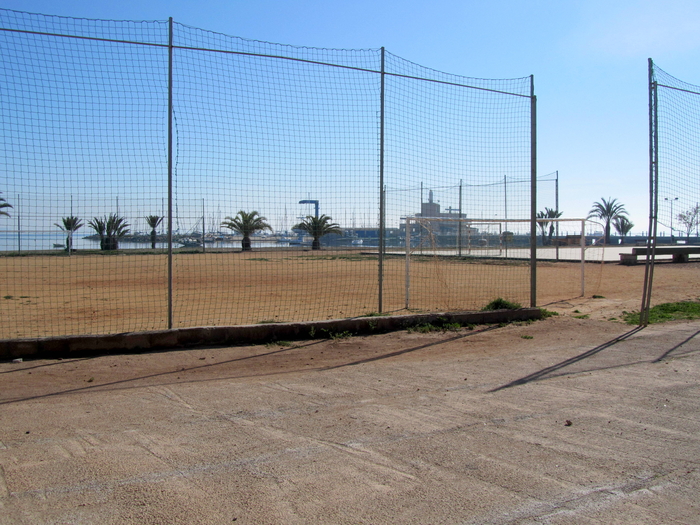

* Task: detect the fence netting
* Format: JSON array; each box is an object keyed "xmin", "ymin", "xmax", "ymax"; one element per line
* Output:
[
  {"xmin": 642, "ymin": 60, "xmax": 700, "ymax": 323},
  {"xmin": 0, "ymin": 8, "xmax": 536, "ymax": 339}
]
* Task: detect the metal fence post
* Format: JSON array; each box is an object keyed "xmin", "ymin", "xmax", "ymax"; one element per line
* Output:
[
  {"xmin": 378, "ymin": 47, "xmax": 386, "ymax": 313},
  {"xmin": 405, "ymin": 218, "xmax": 411, "ymax": 309},
  {"xmin": 167, "ymin": 17, "xmax": 174, "ymax": 329},
  {"xmin": 640, "ymin": 58, "xmax": 659, "ymax": 326},
  {"xmin": 580, "ymin": 219, "xmax": 585, "ymax": 297},
  {"xmin": 529, "ymin": 75, "xmax": 537, "ymax": 308}
]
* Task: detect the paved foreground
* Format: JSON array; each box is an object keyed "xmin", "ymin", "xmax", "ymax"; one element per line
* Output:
[{"xmin": 1, "ymin": 316, "xmax": 699, "ymax": 524}]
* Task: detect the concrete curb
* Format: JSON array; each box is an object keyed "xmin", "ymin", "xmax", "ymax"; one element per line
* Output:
[{"xmin": 0, "ymin": 308, "xmax": 542, "ymax": 360}]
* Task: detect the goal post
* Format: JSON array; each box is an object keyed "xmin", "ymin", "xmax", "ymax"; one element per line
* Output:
[{"xmin": 403, "ymin": 217, "xmax": 589, "ymax": 311}]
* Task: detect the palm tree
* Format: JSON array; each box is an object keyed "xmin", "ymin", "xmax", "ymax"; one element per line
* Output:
[
  {"xmin": 145, "ymin": 215, "xmax": 163, "ymax": 249},
  {"xmin": 89, "ymin": 213, "xmax": 129, "ymax": 250},
  {"xmin": 613, "ymin": 216, "xmax": 634, "ymax": 244},
  {"xmin": 0, "ymin": 192, "xmax": 12, "ymax": 218},
  {"xmin": 588, "ymin": 197, "xmax": 628, "ymax": 245},
  {"xmin": 88, "ymin": 217, "xmax": 106, "ymax": 249},
  {"xmin": 221, "ymin": 210, "xmax": 271, "ymax": 251},
  {"xmin": 55, "ymin": 216, "xmax": 84, "ymax": 253},
  {"xmin": 293, "ymin": 214, "xmax": 341, "ymax": 250},
  {"xmin": 536, "ymin": 207, "xmax": 563, "ymax": 246},
  {"xmin": 536, "ymin": 210, "xmax": 549, "ymax": 246}
]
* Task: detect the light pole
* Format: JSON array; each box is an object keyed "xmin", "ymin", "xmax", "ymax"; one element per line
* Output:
[{"xmin": 665, "ymin": 197, "xmax": 678, "ymax": 242}]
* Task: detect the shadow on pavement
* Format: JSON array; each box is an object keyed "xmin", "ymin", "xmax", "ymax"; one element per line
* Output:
[{"xmin": 490, "ymin": 326, "xmax": 646, "ymax": 392}]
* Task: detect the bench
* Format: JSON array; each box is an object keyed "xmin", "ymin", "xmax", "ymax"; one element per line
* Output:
[{"xmin": 619, "ymin": 245, "xmax": 700, "ymax": 265}]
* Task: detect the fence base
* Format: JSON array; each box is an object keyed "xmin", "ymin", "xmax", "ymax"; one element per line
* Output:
[{"xmin": 1, "ymin": 309, "xmax": 542, "ymax": 360}]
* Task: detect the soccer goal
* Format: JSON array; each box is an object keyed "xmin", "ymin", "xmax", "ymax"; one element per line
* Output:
[{"xmin": 402, "ymin": 217, "xmax": 593, "ymax": 311}]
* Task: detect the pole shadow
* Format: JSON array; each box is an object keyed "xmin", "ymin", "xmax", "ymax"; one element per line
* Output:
[{"xmin": 489, "ymin": 326, "xmax": 645, "ymax": 392}]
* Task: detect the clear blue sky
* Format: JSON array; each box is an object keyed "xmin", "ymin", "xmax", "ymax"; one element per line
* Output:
[{"xmin": 3, "ymin": 0, "xmax": 700, "ymax": 235}]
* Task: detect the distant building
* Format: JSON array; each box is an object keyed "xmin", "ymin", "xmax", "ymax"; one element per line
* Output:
[{"xmin": 400, "ymin": 190, "xmax": 478, "ymax": 244}]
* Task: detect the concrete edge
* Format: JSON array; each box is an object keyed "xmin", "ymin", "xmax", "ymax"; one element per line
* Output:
[{"xmin": 0, "ymin": 308, "xmax": 542, "ymax": 360}]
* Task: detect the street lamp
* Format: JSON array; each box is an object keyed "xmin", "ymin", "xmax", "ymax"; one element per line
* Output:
[{"xmin": 665, "ymin": 197, "xmax": 678, "ymax": 242}]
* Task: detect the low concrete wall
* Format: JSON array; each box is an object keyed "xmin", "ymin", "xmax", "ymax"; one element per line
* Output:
[{"xmin": 0, "ymin": 308, "xmax": 542, "ymax": 360}]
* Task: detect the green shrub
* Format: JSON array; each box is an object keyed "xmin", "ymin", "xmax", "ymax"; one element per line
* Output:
[{"xmin": 482, "ymin": 298, "xmax": 521, "ymax": 311}]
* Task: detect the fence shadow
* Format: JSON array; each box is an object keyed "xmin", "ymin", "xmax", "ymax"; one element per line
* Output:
[
  {"xmin": 489, "ymin": 326, "xmax": 645, "ymax": 392},
  {"xmin": 652, "ymin": 328, "xmax": 700, "ymax": 362},
  {"xmin": 323, "ymin": 325, "xmax": 500, "ymax": 371}
]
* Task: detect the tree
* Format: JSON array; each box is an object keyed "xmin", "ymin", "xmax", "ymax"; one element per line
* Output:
[
  {"xmin": 588, "ymin": 197, "xmax": 628, "ymax": 245},
  {"xmin": 221, "ymin": 210, "xmax": 271, "ymax": 251},
  {"xmin": 55, "ymin": 216, "xmax": 84, "ymax": 253},
  {"xmin": 677, "ymin": 205, "xmax": 700, "ymax": 241},
  {"xmin": 89, "ymin": 213, "xmax": 130, "ymax": 251},
  {"xmin": 293, "ymin": 214, "xmax": 341, "ymax": 250},
  {"xmin": 535, "ymin": 211, "xmax": 549, "ymax": 246},
  {"xmin": 0, "ymin": 192, "xmax": 12, "ymax": 218},
  {"xmin": 145, "ymin": 215, "xmax": 163, "ymax": 250},
  {"xmin": 88, "ymin": 217, "xmax": 106, "ymax": 249},
  {"xmin": 536, "ymin": 207, "xmax": 563, "ymax": 246},
  {"xmin": 612, "ymin": 216, "xmax": 634, "ymax": 244}
]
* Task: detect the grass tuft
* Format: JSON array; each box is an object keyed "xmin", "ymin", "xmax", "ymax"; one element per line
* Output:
[
  {"xmin": 539, "ymin": 308, "xmax": 559, "ymax": 318},
  {"xmin": 482, "ymin": 298, "xmax": 521, "ymax": 311},
  {"xmin": 623, "ymin": 301, "xmax": 700, "ymax": 325}
]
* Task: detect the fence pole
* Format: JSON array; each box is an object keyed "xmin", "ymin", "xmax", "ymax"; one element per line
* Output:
[
  {"xmin": 458, "ymin": 180, "xmax": 463, "ymax": 256},
  {"xmin": 580, "ymin": 219, "xmax": 585, "ymax": 297},
  {"xmin": 640, "ymin": 58, "xmax": 658, "ymax": 326},
  {"xmin": 378, "ymin": 47, "xmax": 386, "ymax": 313},
  {"xmin": 529, "ymin": 75, "xmax": 537, "ymax": 307},
  {"xmin": 405, "ymin": 218, "xmax": 411, "ymax": 309},
  {"xmin": 16, "ymin": 194, "xmax": 20, "ymax": 253},
  {"xmin": 167, "ymin": 17, "xmax": 174, "ymax": 329},
  {"xmin": 555, "ymin": 170, "xmax": 559, "ymax": 261}
]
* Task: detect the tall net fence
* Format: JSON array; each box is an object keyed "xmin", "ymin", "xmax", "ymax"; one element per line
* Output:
[
  {"xmin": 642, "ymin": 60, "xmax": 700, "ymax": 323},
  {"xmin": 0, "ymin": 9, "xmax": 536, "ymax": 339}
]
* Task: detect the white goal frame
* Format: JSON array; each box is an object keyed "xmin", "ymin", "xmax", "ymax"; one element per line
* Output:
[{"xmin": 403, "ymin": 217, "xmax": 588, "ymax": 309}]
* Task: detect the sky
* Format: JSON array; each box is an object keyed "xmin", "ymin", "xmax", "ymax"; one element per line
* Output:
[{"xmin": 2, "ymin": 0, "xmax": 700, "ymax": 235}]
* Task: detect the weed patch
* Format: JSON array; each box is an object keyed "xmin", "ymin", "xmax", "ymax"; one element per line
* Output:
[
  {"xmin": 623, "ymin": 301, "xmax": 700, "ymax": 325},
  {"xmin": 539, "ymin": 308, "xmax": 558, "ymax": 318},
  {"xmin": 482, "ymin": 298, "xmax": 521, "ymax": 311},
  {"xmin": 323, "ymin": 329, "xmax": 352, "ymax": 340},
  {"xmin": 407, "ymin": 317, "xmax": 467, "ymax": 333}
]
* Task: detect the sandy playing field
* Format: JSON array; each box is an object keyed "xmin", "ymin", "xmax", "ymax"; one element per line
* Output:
[{"xmin": 1, "ymin": 248, "xmax": 699, "ymax": 339}]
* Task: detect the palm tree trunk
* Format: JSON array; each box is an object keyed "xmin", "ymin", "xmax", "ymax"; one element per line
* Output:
[
  {"xmin": 104, "ymin": 237, "xmax": 118, "ymax": 251},
  {"xmin": 312, "ymin": 238, "xmax": 321, "ymax": 250},
  {"xmin": 151, "ymin": 229, "xmax": 157, "ymax": 250},
  {"xmin": 242, "ymin": 236, "xmax": 251, "ymax": 251}
]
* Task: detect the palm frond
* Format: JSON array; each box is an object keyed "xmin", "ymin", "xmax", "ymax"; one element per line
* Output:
[
  {"xmin": 0, "ymin": 192, "xmax": 12, "ymax": 218},
  {"xmin": 55, "ymin": 216, "xmax": 83, "ymax": 233},
  {"xmin": 145, "ymin": 215, "xmax": 163, "ymax": 229},
  {"xmin": 221, "ymin": 210, "xmax": 271, "ymax": 236}
]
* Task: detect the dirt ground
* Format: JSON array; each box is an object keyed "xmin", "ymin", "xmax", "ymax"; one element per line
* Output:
[
  {"xmin": 1, "ymin": 249, "xmax": 699, "ymax": 338},
  {"xmin": 1, "ymin": 312, "xmax": 699, "ymax": 524}
]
